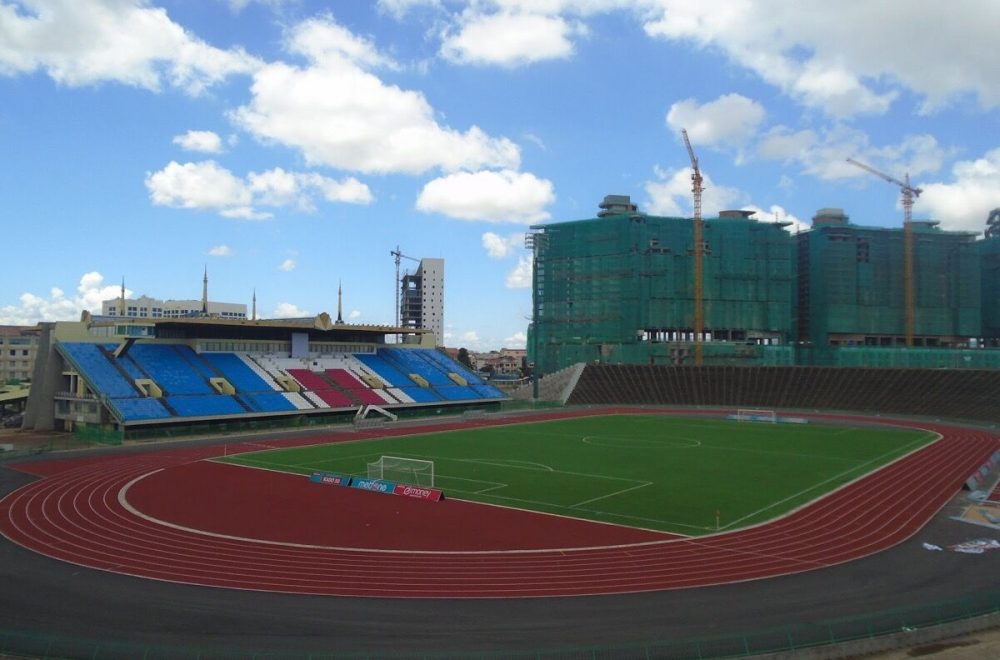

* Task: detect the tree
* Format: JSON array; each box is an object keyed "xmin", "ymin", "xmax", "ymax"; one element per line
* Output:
[{"xmin": 457, "ymin": 347, "xmax": 472, "ymax": 369}]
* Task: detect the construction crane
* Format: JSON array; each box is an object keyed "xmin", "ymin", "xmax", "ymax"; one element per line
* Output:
[
  {"xmin": 846, "ymin": 158, "xmax": 923, "ymax": 347},
  {"xmin": 682, "ymin": 129, "xmax": 704, "ymax": 366},
  {"xmin": 390, "ymin": 246, "xmax": 419, "ymax": 329}
]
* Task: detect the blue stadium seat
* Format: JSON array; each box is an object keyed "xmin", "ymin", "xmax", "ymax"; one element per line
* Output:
[
  {"xmin": 355, "ymin": 353, "xmax": 411, "ymax": 387},
  {"xmin": 129, "ymin": 344, "xmax": 214, "ymax": 395},
  {"xmin": 434, "ymin": 385, "xmax": 482, "ymax": 401},
  {"xmin": 240, "ymin": 392, "xmax": 297, "ymax": 413},
  {"xmin": 165, "ymin": 395, "xmax": 246, "ymax": 417},
  {"xmin": 60, "ymin": 343, "xmax": 139, "ymax": 399},
  {"xmin": 202, "ymin": 353, "xmax": 276, "ymax": 393},
  {"xmin": 419, "ymin": 349, "xmax": 490, "ymax": 385},
  {"xmin": 116, "ymin": 354, "xmax": 147, "ymax": 380},
  {"xmin": 399, "ymin": 387, "xmax": 441, "ymax": 403},
  {"xmin": 471, "ymin": 383, "xmax": 505, "ymax": 398},
  {"xmin": 111, "ymin": 397, "xmax": 172, "ymax": 421},
  {"xmin": 378, "ymin": 348, "xmax": 452, "ymax": 386}
]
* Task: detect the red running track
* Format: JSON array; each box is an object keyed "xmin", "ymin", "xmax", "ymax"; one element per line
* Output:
[{"xmin": 1, "ymin": 410, "xmax": 997, "ymax": 598}]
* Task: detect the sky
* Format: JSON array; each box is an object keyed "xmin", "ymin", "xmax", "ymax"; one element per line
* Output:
[{"xmin": 1, "ymin": 0, "xmax": 999, "ymax": 351}]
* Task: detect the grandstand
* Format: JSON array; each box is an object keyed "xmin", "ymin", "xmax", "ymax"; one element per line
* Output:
[
  {"xmin": 563, "ymin": 364, "xmax": 1000, "ymax": 425},
  {"xmin": 22, "ymin": 313, "xmax": 503, "ymax": 432}
]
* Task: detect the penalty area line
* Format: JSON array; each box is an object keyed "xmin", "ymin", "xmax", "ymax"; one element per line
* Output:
[{"xmin": 569, "ymin": 481, "xmax": 653, "ymax": 508}]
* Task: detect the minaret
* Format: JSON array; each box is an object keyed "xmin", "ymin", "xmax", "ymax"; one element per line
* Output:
[
  {"xmin": 201, "ymin": 265, "xmax": 208, "ymax": 315},
  {"xmin": 335, "ymin": 280, "xmax": 344, "ymax": 324},
  {"xmin": 118, "ymin": 277, "xmax": 126, "ymax": 317},
  {"xmin": 252, "ymin": 289, "xmax": 257, "ymax": 321}
]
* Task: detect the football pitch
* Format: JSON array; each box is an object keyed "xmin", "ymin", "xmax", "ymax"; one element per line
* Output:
[{"xmin": 217, "ymin": 415, "xmax": 936, "ymax": 536}]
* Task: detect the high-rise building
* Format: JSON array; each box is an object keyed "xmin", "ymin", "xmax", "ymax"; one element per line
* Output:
[
  {"xmin": 400, "ymin": 258, "xmax": 444, "ymax": 346},
  {"xmin": 0, "ymin": 325, "xmax": 41, "ymax": 383},
  {"xmin": 981, "ymin": 208, "xmax": 1000, "ymax": 347},
  {"xmin": 796, "ymin": 208, "xmax": 980, "ymax": 348},
  {"xmin": 527, "ymin": 196, "xmax": 795, "ymax": 375}
]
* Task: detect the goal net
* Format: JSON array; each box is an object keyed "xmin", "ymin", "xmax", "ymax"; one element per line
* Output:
[
  {"xmin": 736, "ymin": 409, "xmax": 777, "ymax": 423},
  {"xmin": 367, "ymin": 456, "xmax": 435, "ymax": 486}
]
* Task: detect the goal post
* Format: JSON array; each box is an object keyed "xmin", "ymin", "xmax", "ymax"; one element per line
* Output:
[
  {"xmin": 367, "ymin": 456, "xmax": 435, "ymax": 487},
  {"xmin": 736, "ymin": 408, "xmax": 777, "ymax": 423}
]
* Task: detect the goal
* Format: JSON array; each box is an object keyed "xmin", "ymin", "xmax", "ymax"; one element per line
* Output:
[
  {"xmin": 367, "ymin": 456, "xmax": 435, "ymax": 486},
  {"xmin": 736, "ymin": 408, "xmax": 777, "ymax": 423}
]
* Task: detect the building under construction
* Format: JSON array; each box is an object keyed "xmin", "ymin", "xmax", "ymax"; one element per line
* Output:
[
  {"xmin": 796, "ymin": 208, "xmax": 981, "ymax": 349},
  {"xmin": 527, "ymin": 196, "xmax": 795, "ymax": 375},
  {"xmin": 982, "ymin": 208, "xmax": 1000, "ymax": 347},
  {"xmin": 528, "ymin": 197, "xmax": 1000, "ymax": 376}
]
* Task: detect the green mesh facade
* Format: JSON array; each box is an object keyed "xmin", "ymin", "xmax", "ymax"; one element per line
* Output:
[
  {"xmin": 796, "ymin": 220, "xmax": 980, "ymax": 347},
  {"xmin": 982, "ymin": 237, "xmax": 1000, "ymax": 346},
  {"xmin": 528, "ymin": 212, "xmax": 794, "ymax": 375}
]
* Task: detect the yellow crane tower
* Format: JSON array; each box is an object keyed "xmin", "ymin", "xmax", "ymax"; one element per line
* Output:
[
  {"xmin": 846, "ymin": 158, "xmax": 923, "ymax": 347},
  {"xmin": 682, "ymin": 129, "xmax": 704, "ymax": 365}
]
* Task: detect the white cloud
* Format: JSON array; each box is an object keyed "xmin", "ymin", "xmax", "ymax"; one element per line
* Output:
[
  {"xmin": 173, "ymin": 130, "xmax": 223, "ymax": 153},
  {"xmin": 288, "ymin": 16, "xmax": 399, "ymax": 71},
  {"xmin": 417, "ymin": 169, "xmax": 554, "ymax": 223},
  {"xmin": 506, "ymin": 255, "xmax": 532, "ymax": 289},
  {"xmin": 440, "ymin": 11, "xmax": 581, "ymax": 67},
  {"xmin": 740, "ymin": 204, "xmax": 810, "ymax": 234},
  {"xmin": 208, "ymin": 244, "xmax": 233, "ymax": 257},
  {"xmin": 278, "ymin": 258, "xmax": 296, "ymax": 272},
  {"xmin": 145, "ymin": 161, "xmax": 372, "ymax": 218},
  {"xmin": 349, "ymin": 309, "xmax": 361, "ymax": 319},
  {"xmin": 0, "ymin": 271, "xmax": 126, "ymax": 325},
  {"xmin": 642, "ymin": 1, "xmax": 1000, "ymax": 116},
  {"xmin": 461, "ymin": 330, "xmax": 480, "ymax": 343},
  {"xmin": 915, "ymin": 148, "xmax": 1000, "ymax": 234},
  {"xmin": 757, "ymin": 127, "xmax": 817, "ymax": 162},
  {"xmin": 227, "ymin": 0, "xmax": 293, "ymax": 12},
  {"xmin": 272, "ymin": 302, "xmax": 309, "ymax": 317},
  {"xmin": 757, "ymin": 126, "xmax": 950, "ymax": 182},
  {"xmin": 504, "ymin": 330, "xmax": 527, "ymax": 348},
  {"xmin": 377, "ymin": 0, "xmax": 441, "ymax": 20},
  {"xmin": 644, "ymin": 166, "xmax": 745, "ymax": 217},
  {"xmin": 666, "ymin": 94, "xmax": 765, "ymax": 147},
  {"xmin": 482, "ymin": 231, "xmax": 525, "ymax": 258},
  {"xmin": 146, "ymin": 160, "xmax": 254, "ymax": 215},
  {"xmin": 231, "ymin": 16, "xmax": 520, "ymax": 175},
  {"xmin": 0, "ymin": 0, "xmax": 260, "ymax": 94}
]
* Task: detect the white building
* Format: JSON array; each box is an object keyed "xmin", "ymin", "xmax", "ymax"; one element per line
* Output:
[
  {"xmin": 101, "ymin": 296, "xmax": 247, "ymax": 319},
  {"xmin": 400, "ymin": 258, "xmax": 444, "ymax": 346},
  {"xmin": 100, "ymin": 272, "xmax": 247, "ymax": 320}
]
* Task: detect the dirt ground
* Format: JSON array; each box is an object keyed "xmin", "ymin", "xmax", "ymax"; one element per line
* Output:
[{"xmin": 864, "ymin": 627, "xmax": 1000, "ymax": 658}]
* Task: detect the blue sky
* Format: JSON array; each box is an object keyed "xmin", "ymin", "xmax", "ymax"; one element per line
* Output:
[{"xmin": 2, "ymin": 1, "xmax": 999, "ymax": 350}]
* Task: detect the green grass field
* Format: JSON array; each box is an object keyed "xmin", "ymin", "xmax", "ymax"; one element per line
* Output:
[{"xmin": 217, "ymin": 415, "xmax": 936, "ymax": 535}]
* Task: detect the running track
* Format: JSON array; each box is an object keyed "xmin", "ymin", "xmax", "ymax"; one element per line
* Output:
[{"xmin": 1, "ymin": 409, "xmax": 996, "ymax": 598}]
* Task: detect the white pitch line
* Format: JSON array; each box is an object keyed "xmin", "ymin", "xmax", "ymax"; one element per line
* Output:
[
  {"xmin": 459, "ymin": 458, "xmax": 555, "ymax": 472},
  {"xmin": 722, "ymin": 434, "xmax": 939, "ymax": 529},
  {"xmin": 569, "ymin": 481, "xmax": 652, "ymax": 508},
  {"xmin": 472, "ymin": 483, "xmax": 509, "ymax": 494}
]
